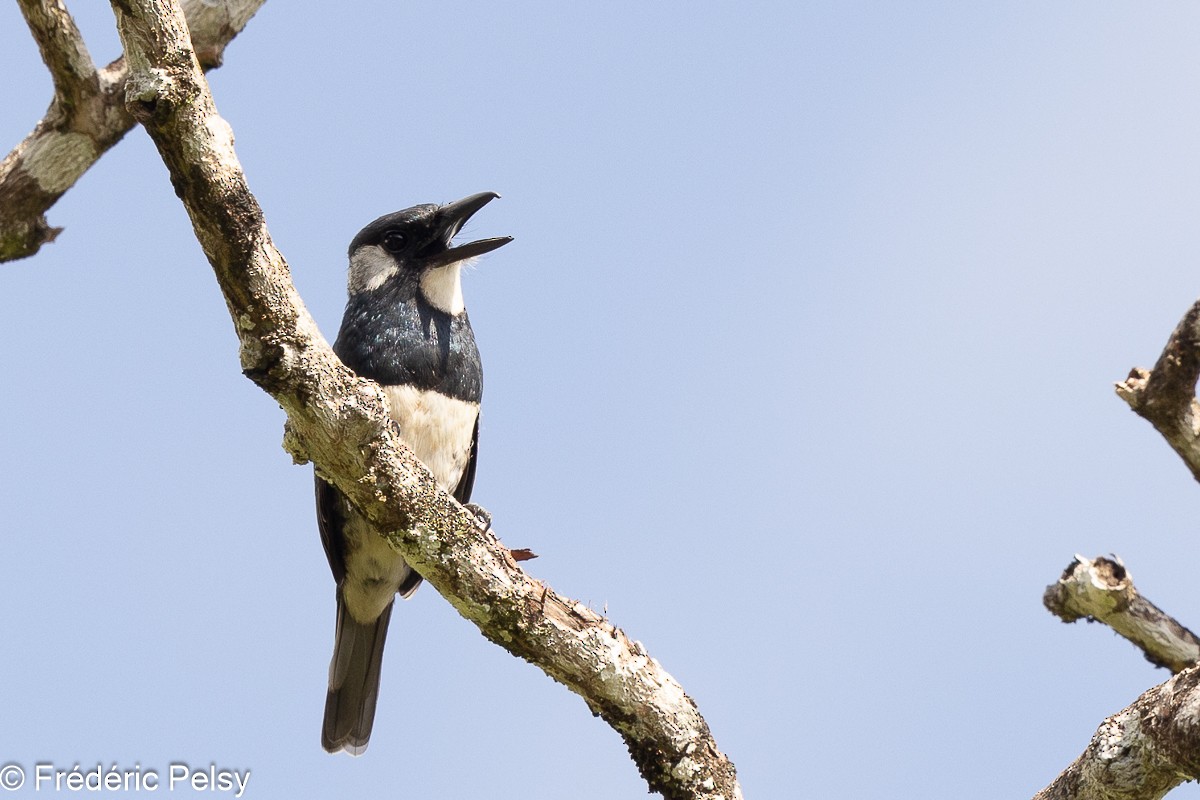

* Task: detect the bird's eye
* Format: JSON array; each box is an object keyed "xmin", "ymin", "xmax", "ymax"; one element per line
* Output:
[{"xmin": 381, "ymin": 230, "xmax": 407, "ymax": 253}]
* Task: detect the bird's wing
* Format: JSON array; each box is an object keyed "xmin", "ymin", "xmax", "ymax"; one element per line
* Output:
[
  {"xmin": 315, "ymin": 472, "xmax": 346, "ymax": 584},
  {"xmin": 452, "ymin": 415, "xmax": 479, "ymax": 505}
]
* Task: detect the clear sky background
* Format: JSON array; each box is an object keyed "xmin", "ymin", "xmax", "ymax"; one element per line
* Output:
[{"xmin": 4, "ymin": 2, "xmax": 1200, "ymax": 798}]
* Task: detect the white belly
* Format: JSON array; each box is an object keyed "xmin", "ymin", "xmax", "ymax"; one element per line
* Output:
[
  {"xmin": 340, "ymin": 386, "xmax": 478, "ymax": 623},
  {"xmin": 383, "ymin": 385, "xmax": 478, "ymax": 492}
]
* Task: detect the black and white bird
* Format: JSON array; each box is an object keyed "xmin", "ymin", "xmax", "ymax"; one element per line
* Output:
[{"xmin": 317, "ymin": 192, "xmax": 511, "ymax": 755}]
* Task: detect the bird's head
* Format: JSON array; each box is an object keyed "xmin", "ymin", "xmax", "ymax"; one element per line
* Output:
[{"xmin": 346, "ymin": 191, "xmax": 512, "ymax": 314}]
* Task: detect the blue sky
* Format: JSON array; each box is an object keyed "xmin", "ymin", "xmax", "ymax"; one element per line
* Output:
[{"xmin": 4, "ymin": 2, "xmax": 1200, "ymax": 797}]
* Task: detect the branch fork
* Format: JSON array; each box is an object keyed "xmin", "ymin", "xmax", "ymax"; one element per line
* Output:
[{"xmin": 0, "ymin": 1, "xmax": 748, "ymax": 797}]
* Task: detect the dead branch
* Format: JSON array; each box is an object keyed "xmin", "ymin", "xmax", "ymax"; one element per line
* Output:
[
  {"xmin": 1040, "ymin": 557, "xmax": 1200, "ymax": 798},
  {"xmin": 1116, "ymin": 298, "xmax": 1200, "ymax": 483},
  {"xmin": 1044, "ymin": 555, "xmax": 1200, "ymax": 673}
]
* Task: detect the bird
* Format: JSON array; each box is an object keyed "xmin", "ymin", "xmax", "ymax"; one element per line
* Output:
[{"xmin": 316, "ymin": 191, "xmax": 511, "ymax": 755}]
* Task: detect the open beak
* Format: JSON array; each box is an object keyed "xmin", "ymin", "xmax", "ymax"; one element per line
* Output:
[{"xmin": 427, "ymin": 192, "xmax": 513, "ymax": 268}]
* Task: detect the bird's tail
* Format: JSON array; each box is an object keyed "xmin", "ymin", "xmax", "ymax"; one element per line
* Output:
[{"xmin": 322, "ymin": 592, "xmax": 394, "ymax": 755}]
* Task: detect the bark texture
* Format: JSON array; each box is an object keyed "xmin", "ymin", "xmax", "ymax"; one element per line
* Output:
[
  {"xmin": 0, "ymin": 0, "xmax": 264, "ymax": 262},
  {"xmin": 100, "ymin": 1, "xmax": 741, "ymax": 797},
  {"xmin": 1033, "ymin": 668, "xmax": 1200, "ymax": 800}
]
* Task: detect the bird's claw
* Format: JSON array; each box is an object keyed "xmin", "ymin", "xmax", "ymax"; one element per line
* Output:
[{"xmin": 464, "ymin": 502, "xmax": 492, "ymax": 532}]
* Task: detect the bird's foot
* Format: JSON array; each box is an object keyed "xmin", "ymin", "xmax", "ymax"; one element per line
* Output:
[
  {"xmin": 464, "ymin": 502, "xmax": 492, "ymax": 532},
  {"xmin": 464, "ymin": 503, "xmax": 537, "ymax": 561}
]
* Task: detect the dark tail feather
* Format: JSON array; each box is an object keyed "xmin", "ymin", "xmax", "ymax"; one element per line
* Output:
[{"xmin": 322, "ymin": 592, "xmax": 394, "ymax": 755}]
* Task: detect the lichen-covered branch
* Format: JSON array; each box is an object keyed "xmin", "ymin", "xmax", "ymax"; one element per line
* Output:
[
  {"xmin": 1044, "ymin": 555, "xmax": 1200, "ymax": 674},
  {"xmin": 0, "ymin": 0, "xmax": 264, "ymax": 262},
  {"xmin": 105, "ymin": 1, "xmax": 741, "ymax": 797},
  {"xmin": 1032, "ymin": 667, "xmax": 1200, "ymax": 800},
  {"xmin": 1116, "ymin": 299, "xmax": 1200, "ymax": 483}
]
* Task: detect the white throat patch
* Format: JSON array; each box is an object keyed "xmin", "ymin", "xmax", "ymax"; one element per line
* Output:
[
  {"xmin": 419, "ymin": 260, "xmax": 470, "ymax": 315},
  {"xmin": 347, "ymin": 245, "xmax": 398, "ymax": 293}
]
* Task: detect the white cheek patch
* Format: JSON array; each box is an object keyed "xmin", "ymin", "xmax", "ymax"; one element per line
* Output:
[
  {"xmin": 418, "ymin": 260, "xmax": 472, "ymax": 315},
  {"xmin": 383, "ymin": 385, "xmax": 478, "ymax": 491},
  {"xmin": 348, "ymin": 245, "xmax": 398, "ymax": 293}
]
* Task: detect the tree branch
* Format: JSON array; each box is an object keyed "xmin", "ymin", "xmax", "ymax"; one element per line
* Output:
[
  {"xmin": 1116, "ymin": 298, "xmax": 1200, "ymax": 483},
  {"xmin": 0, "ymin": 0, "xmax": 264, "ymax": 262},
  {"xmin": 1043, "ymin": 555, "xmax": 1200, "ymax": 674},
  {"xmin": 105, "ymin": 1, "xmax": 741, "ymax": 797},
  {"xmin": 1033, "ymin": 667, "xmax": 1200, "ymax": 800},
  {"xmin": 17, "ymin": 0, "xmax": 97, "ymax": 107},
  {"xmin": 1040, "ymin": 557, "xmax": 1200, "ymax": 797}
]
